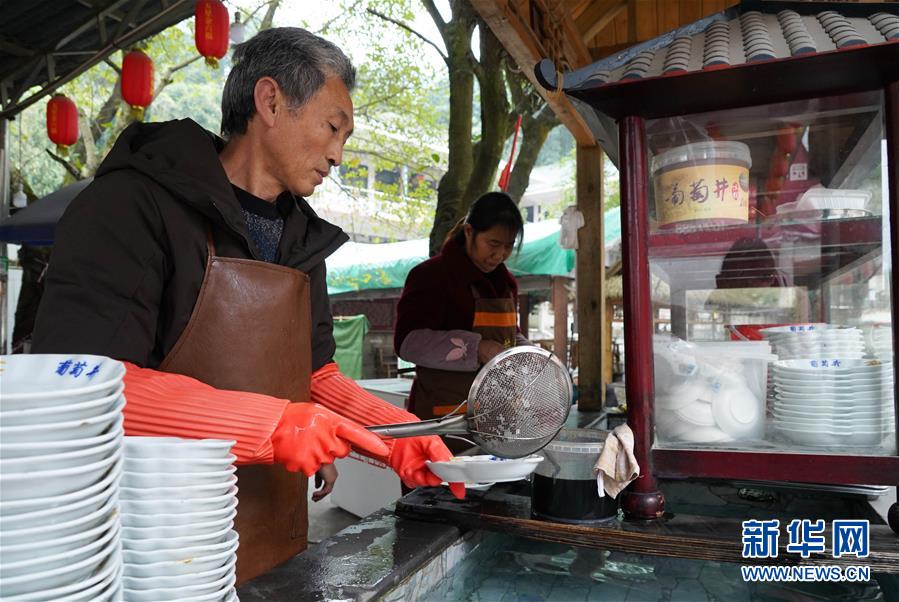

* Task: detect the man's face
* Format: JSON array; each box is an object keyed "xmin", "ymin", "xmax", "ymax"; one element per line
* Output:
[{"xmin": 271, "ymin": 76, "xmax": 354, "ymax": 197}]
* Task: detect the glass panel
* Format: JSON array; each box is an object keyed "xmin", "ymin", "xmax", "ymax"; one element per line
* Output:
[{"xmin": 646, "ymin": 90, "xmax": 895, "ymax": 456}]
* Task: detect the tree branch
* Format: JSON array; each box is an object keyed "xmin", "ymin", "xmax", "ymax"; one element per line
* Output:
[
  {"xmin": 421, "ymin": 0, "xmax": 446, "ymax": 34},
  {"xmin": 366, "ymin": 8, "xmax": 448, "ymax": 65},
  {"xmin": 103, "ymin": 58, "xmax": 121, "ymax": 75},
  {"xmin": 45, "ymin": 149, "xmax": 81, "ymax": 179},
  {"xmin": 316, "ymin": 0, "xmax": 362, "ymax": 34},
  {"xmin": 259, "ymin": 0, "xmax": 281, "ymax": 31}
]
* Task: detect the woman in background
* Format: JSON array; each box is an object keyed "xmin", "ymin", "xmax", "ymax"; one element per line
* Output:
[{"xmin": 395, "ymin": 192, "xmax": 529, "ymax": 452}]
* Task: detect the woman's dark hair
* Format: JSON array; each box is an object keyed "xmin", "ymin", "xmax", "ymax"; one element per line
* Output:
[{"xmin": 446, "ymin": 192, "xmax": 524, "ymax": 248}]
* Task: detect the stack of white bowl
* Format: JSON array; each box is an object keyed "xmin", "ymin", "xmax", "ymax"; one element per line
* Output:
[
  {"xmin": 771, "ymin": 359, "xmax": 895, "ymax": 450},
  {"xmin": 760, "ymin": 325, "xmax": 865, "ymax": 360},
  {"xmin": 0, "ymin": 354, "xmax": 125, "ymax": 600},
  {"xmin": 121, "ymin": 437, "xmax": 239, "ymax": 602}
]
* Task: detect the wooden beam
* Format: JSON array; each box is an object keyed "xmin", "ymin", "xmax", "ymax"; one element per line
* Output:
[
  {"xmin": 582, "ymin": 0, "xmax": 628, "ymax": 43},
  {"xmin": 470, "ymin": 0, "xmax": 597, "ymax": 147},
  {"xmin": 575, "ymin": 146, "xmax": 605, "ymax": 409},
  {"xmin": 551, "ymin": 277, "xmax": 568, "ymax": 363}
]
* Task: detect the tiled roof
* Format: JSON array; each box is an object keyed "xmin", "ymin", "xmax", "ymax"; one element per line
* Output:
[{"xmin": 564, "ymin": 7, "xmax": 898, "ymax": 89}]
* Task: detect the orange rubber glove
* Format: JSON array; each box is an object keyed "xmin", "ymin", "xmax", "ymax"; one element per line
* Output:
[
  {"xmin": 310, "ymin": 362, "xmax": 465, "ymax": 499},
  {"xmin": 122, "ymin": 362, "xmax": 386, "ymax": 473},
  {"xmin": 271, "ymin": 403, "xmax": 389, "ymax": 476}
]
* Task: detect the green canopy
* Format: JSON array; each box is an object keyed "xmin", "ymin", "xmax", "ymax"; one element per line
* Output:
[{"xmin": 326, "ymin": 209, "xmax": 621, "ymax": 295}]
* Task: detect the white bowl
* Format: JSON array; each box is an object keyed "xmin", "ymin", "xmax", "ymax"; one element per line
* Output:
[
  {"xmin": 0, "ymin": 354, "xmax": 124, "ymax": 404},
  {"xmin": 180, "ymin": 579, "xmax": 237, "ymax": 602},
  {"xmin": 122, "ymin": 522, "xmax": 234, "ymax": 552},
  {"xmin": 426, "ymin": 455, "xmax": 543, "ymax": 484},
  {"xmin": 122, "ymin": 508, "xmax": 237, "ymax": 539},
  {"xmin": 8, "ymin": 551, "xmax": 121, "ymax": 601},
  {"xmin": 1, "ymin": 508, "xmax": 119, "ymax": 565},
  {"xmin": 0, "ymin": 493, "xmax": 118, "ymax": 546},
  {"xmin": 119, "ymin": 474, "xmax": 237, "ymax": 501},
  {"xmin": 674, "ymin": 399, "xmax": 715, "ymax": 427},
  {"xmin": 0, "ymin": 476, "xmax": 114, "ymax": 530},
  {"xmin": 0, "ymin": 449, "xmax": 119, "ymax": 501},
  {"xmin": 123, "ymin": 536, "xmax": 237, "ymax": 579},
  {"xmin": 1, "ymin": 518, "xmax": 120, "ymax": 578},
  {"xmin": 0, "ymin": 454, "xmax": 121, "ymax": 517},
  {"xmin": 712, "ymin": 386, "xmax": 763, "ymax": 439},
  {"xmin": 123, "ymin": 571, "xmax": 234, "ymax": 601},
  {"xmin": 123, "ymin": 529, "xmax": 237, "ymax": 565},
  {"xmin": 0, "ymin": 383, "xmax": 124, "ymax": 427},
  {"xmin": 124, "ymin": 436, "xmax": 234, "ymax": 460},
  {"xmin": 0, "ymin": 431, "xmax": 122, "ymax": 473},
  {"xmin": 675, "ymin": 425, "xmax": 735, "ymax": 443},
  {"xmin": 773, "ymin": 424, "xmax": 892, "ymax": 447},
  {"xmin": 0, "ymin": 396, "xmax": 125, "ymax": 443},
  {"xmin": 121, "ymin": 465, "xmax": 236, "ymax": 489},
  {"xmin": 120, "ymin": 486, "xmax": 237, "ymax": 518},
  {"xmin": 123, "ymin": 454, "xmax": 236, "ymax": 474},
  {"xmin": 122, "ymin": 555, "xmax": 235, "ymax": 591},
  {"xmin": 0, "ymin": 534, "xmax": 118, "ymax": 597},
  {"xmin": 0, "ymin": 413, "xmax": 124, "ymax": 459},
  {"xmin": 65, "ymin": 563, "xmax": 122, "ymax": 602}
]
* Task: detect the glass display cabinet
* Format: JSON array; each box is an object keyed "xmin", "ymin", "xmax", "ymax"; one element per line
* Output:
[{"xmin": 535, "ymin": 4, "xmax": 899, "ymax": 530}]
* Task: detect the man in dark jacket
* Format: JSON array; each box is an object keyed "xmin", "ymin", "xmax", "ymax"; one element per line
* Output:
[{"xmin": 32, "ymin": 27, "xmax": 461, "ymax": 583}]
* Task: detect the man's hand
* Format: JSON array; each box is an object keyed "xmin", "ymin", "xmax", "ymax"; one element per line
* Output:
[
  {"xmin": 387, "ymin": 435, "xmax": 465, "ymax": 500},
  {"xmin": 312, "ymin": 464, "xmax": 338, "ymax": 502},
  {"xmin": 272, "ymin": 403, "xmax": 389, "ymax": 475},
  {"xmin": 477, "ymin": 340, "xmax": 506, "ymax": 364}
]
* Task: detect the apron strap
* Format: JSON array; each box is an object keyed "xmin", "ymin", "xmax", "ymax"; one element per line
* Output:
[{"xmin": 206, "ymin": 228, "xmax": 217, "ymax": 266}]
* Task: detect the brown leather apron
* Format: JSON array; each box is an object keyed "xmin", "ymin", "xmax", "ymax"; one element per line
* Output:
[
  {"xmin": 410, "ymin": 290, "xmax": 518, "ymax": 454},
  {"xmin": 159, "ymin": 232, "xmax": 312, "ymax": 585}
]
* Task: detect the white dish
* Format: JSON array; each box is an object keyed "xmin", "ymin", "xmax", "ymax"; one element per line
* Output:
[
  {"xmin": 773, "ymin": 424, "xmax": 892, "ymax": 447},
  {"xmin": 122, "ymin": 555, "xmax": 236, "ymax": 591},
  {"xmin": 0, "ymin": 535, "xmax": 118, "ymax": 597},
  {"xmin": 69, "ymin": 564, "xmax": 122, "ymax": 602},
  {"xmin": 0, "ymin": 454, "xmax": 121, "ymax": 517},
  {"xmin": 121, "ymin": 465, "xmax": 236, "ymax": 489},
  {"xmin": 426, "ymin": 455, "xmax": 543, "ymax": 484},
  {"xmin": 0, "ymin": 449, "xmax": 119, "ymax": 501},
  {"xmin": 771, "ymin": 413, "xmax": 892, "ymax": 429},
  {"xmin": 0, "ymin": 396, "xmax": 124, "ymax": 443},
  {"xmin": 119, "ymin": 474, "xmax": 237, "ymax": 501},
  {"xmin": 674, "ymin": 399, "xmax": 715, "ymax": 427},
  {"xmin": 0, "ymin": 431, "xmax": 122, "ymax": 473},
  {"xmin": 0, "ymin": 413, "xmax": 123, "ymax": 459},
  {"xmin": 180, "ymin": 580, "xmax": 237, "ymax": 602},
  {"xmin": 124, "ymin": 454, "xmax": 237, "ymax": 474},
  {"xmin": 0, "ymin": 493, "xmax": 117, "ymax": 547},
  {"xmin": 122, "ymin": 508, "xmax": 237, "ymax": 539},
  {"xmin": 1, "ymin": 518, "xmax": 120, "ymax": 578},
  {"xmin": 123, "ymin": 528, "xmax": 237, "ymax": 565},
  {"xmin": 123, "ymin": 538, "xmax": 237, "ymax": 579},
  {"xmin": 712, "ymin": 386, "xmax": 763, "ymax": 439},
  {"xmin": 0, "ymin": 354, "xmax": 124, "ymax": 404},
  {"xmin": 122, "ymin": 501, "xmax": 236, "ymax": 530},
  {"xmin": 124, "ymin": 436, "xmax": 235, "ymax": 460},
  {"xmin": 123, "ymin": 571, "xmax": 234, "ymax": 601},
  {"xmin": 0, "ymin": 479, "xmax": 112, "ymax": 530},
  {"xmin": 9, "ymin": 551, "xmax": 120, "ymax": 601},
  {"xmin": 122, "ymin": 522, "xmax": 234, "ymax": 552},
  {"xmin": 120, "ymin": 486, "xmax": 238, "ymax": 518},
  {"xmin": 673, "ymin": 425, "xmax": 735, "ymax": 443},
  {"xmin": 0, "ymin": 384, "xmax": 124, "ymax": 427},
  {"xmin": 0, "ymin": 510, "xmax": 118, "ymax": 565}
]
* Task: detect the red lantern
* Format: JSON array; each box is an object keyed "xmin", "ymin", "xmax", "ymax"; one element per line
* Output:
[
  {"xmin": 46, "ymin": 94, "xmax": 78, "ymax": 154},
  {"xmin": 121, "ymin": 50, "xmax": 154, "ymax": 121},
  {"xmin": 195, "ymin": 0, "xmax": 229, "ymax": 68}
]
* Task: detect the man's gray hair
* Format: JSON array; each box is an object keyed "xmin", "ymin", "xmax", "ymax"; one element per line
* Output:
[{"xmin": 221, "ymin": 27, "xmax": 356, "ymax": 138}]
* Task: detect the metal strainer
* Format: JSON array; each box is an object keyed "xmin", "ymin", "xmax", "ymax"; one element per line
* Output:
[{"xmin": 368, "ymin": 347, "xmax": 572, "ymax": 458}]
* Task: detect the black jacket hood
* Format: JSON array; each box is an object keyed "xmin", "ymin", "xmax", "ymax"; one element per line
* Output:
[{"xmin": 97, "ymin": 118, "xmax": 347, "ymax": 270}]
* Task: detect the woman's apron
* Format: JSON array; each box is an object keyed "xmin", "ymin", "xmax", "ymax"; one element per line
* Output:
[
  {"xmin": 409, "ymin": 290, "xmax": 518, "ymax": 452},
  {"xmin": 159, "ymin": 232, "xmax": 312, "ymax": 585}
]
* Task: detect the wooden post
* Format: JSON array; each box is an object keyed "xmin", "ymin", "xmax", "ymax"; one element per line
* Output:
[
  {"xmin": 576, "ymin": 146, "xmax": 605, "ymax": 410},
  {"xmin": 551, "ymin": 277, "xmax": 568, "ymax": 362},
  {"xmin": 518, "ymin": 293, "xmax": 530, "ymax": 339},
  {"xmin": 604, "ymin": 301, "xmax": 614, "ymax": 386}
]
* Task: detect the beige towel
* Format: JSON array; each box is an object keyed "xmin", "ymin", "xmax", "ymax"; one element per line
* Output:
[{"xmin": 593, "ymin": 424, "xmax": 640, "ymax": 498}]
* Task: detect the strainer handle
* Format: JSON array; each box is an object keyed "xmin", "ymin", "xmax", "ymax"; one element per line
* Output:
[{"xmin": 367, "ymin": 414, "xmax": 468, "ymax": 437}]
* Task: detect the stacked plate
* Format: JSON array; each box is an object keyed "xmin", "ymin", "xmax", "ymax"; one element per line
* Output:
[
  {"xmin": 122, "ymin": 437, "xmax": 239, "ymax": 602},
  {"xmin": 760, "ymin": 325, "xmax": 866, "ymax": 360},
  {"xmin": 0, "ymin": 354, "xmax": 125, "ymax": 600},
  {"xmin": 771, "ymin": 359, "xmax": 895, "ymax": 450}
]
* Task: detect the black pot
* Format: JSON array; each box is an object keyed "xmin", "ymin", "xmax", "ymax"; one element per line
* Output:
[{"xmin": 531, "ymin": 473, "xmax": 619, "ymax": 524}]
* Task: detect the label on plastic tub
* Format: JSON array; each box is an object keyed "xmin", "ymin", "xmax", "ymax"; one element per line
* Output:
[{"xmin": 654, "ymin": 163, "xmax": 750, "ymax": 226}]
